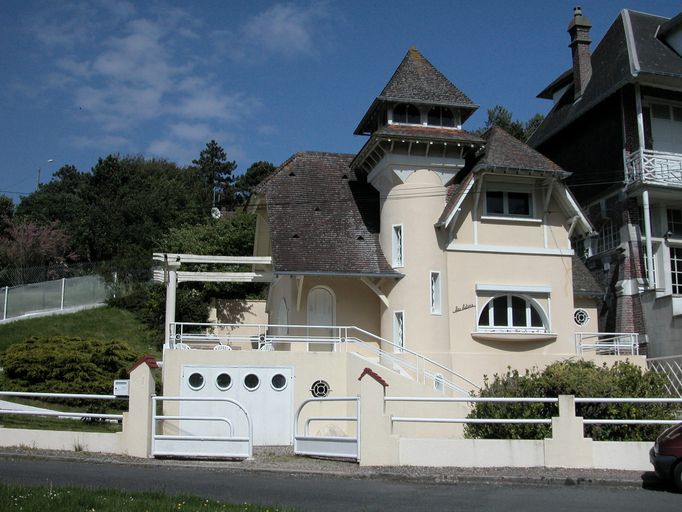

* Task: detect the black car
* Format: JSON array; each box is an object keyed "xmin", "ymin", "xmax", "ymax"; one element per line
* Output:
[{"xmin": 650, "ymin": 422, "xmax": 682, "ymax": 491}]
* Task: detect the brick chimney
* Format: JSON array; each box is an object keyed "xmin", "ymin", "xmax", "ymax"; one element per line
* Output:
[{"xmin": 568, "ymin": 6, "xmax": 592, "ymax": 100}]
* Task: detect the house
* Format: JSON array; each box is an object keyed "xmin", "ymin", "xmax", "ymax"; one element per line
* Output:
[
  {"xmin": 528, "ymin": 7, "xmax": 682, "ymax": 358},
  {"xmin": 153, "ymin": 47, "xmax": 641, "ymax": 457}
]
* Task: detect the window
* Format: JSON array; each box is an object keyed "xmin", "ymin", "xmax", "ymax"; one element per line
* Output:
[
  {"xmin": 574, "ymin": 309, "xmax": 590, "ymax": 326},
  {"xmin": 596, "ymin": 220, "xmax": 620, "ymax": 254},
  {"xmin": 430, "ymin": 271, "xmax": 441, "ymax": 315},
  {"xmin": 393, "ymin": 311, "xmax": 405, "ymax": 351},
  {"xmin": 668, "ymin": 209, "xmax": 682, "ymax": 235},
  {"xmin": 392, "ymin": 224, "xmax": 404, "ymax": 267},
  {"xmin": 427, "ymin": 106, "xmax": 455, "ymax": 127},
  {"xmin": 485, "ymin": 190, "xmax": 532, "ymax": 217},
  {"xmin": 393, "ymin": 103, "xmax": 421, "ymax": 124},
  {"xmin": 672, "ymin": 247, "xmax": 682, "ymax": 295},
  {"xmin": 642, "ymin": 244, "xmax": 657, "ymax": 288},
  {"xmin": 478, "ymin": 295, "xmax": 546, "ymax": 332}
]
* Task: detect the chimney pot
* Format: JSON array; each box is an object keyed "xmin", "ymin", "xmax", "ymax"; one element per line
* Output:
[{"xmin": 568, "ymin": 6, "xmax": 592, "ymax": 100}]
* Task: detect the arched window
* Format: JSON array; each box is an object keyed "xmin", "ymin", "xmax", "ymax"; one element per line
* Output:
[
  {"xmin": 478, "ymin": 295, "xmax": 547, "ymax": 332},
  {"xmin": 427, "ymin": 106, "xmax": 455, "ymax": 127},
  {"xmin": 393, "ymin": 103, "xmax": 421, "ymax": 124}
]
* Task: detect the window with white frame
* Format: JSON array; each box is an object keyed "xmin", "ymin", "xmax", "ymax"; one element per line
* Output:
[
  {"xmin": 485, "ymin": 190, "xmax": 533, "ymax": 217},
  {"xmin": 392, "ymin": 224, "xmax": 404, "ymax": 267},
  {"xmin": 596, "ymin": 219, "xmax": 620, "ymax": 254},
  {"xmin": 672, "ymin": 247, "xmax": 682, "ymax": 295},
  {"xmin": 393, "ymin": 311, "xmax": 405, "ymax": 352},
  {"xmin": 477, "ymin": 295, "xmax": 547, "ymax": 332},
  {"xmin": 430, "ymin": 271, "xmax": 441, "ymax": 315}
]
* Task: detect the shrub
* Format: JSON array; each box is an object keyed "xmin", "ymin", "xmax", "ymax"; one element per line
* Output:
[
  {"xmin": 465, "ymin": 360, "xmax": 678, "ymax": 441},
  {"xmin": 0, "ymin": 336, "xmax": 138, "ymax": 411}
]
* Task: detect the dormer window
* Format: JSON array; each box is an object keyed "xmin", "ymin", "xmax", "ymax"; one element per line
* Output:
[
  {"xmin": 427, "ymin": 106, "xmax": 455, "ymax": 128},
  {"xmin": 393, "ymin": 103, "xmax": 420, "ymax": 125}
]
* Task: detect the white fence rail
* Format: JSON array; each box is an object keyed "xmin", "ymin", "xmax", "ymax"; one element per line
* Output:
[
  {"xmin": 294, "ymin": 396, "xmax": 360, "ymax": 460},
  {"xmin": 624, "ymin": 149, "xmax": 682, "ymax": 185},
  {"xmin": 0, "ymin": 391, "xmax": 125, "ymax": 422},
  {"xmin": 151, "ymin": 396, "xmax": 252, "ymax": 459},
  {"xmin": 647, "ymin": 355, "xmax": 682, "ymax": 398},
  {"xmin": 167, "ymin": 321, "xmax": 479, "ymax": 396},
  {"xmin": 385, "ymin": 395, "xmax": 682, "ymax": 430},
  {"xmin": 1, "ymin": 275, "xmax": 108, "ymax": 322},
  {"xmin": 574, "ymin": 332, "xmax": 639, "ymax": 355}
]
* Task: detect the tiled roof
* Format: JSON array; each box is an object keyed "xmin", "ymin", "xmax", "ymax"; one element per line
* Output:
[
  {"xmin": 572, "ymin": 255, "xmax": 603, "ymax": 297},
  {"xmin": 529, "ymin": 9, "xmax": 682, "ymax": 147},
  {"xmin": 474, "ymin": 126, "xmax": 566, "ymax": 174},
  {"xmin": 355, "ymin": 47, "xmax": 478, "ymax": 135},
  {"xmin": 380, "ymin": 47, "xmax": 477, "ymax": 108},
  {"xmin": 373, "ymin": 124, "xmax": 485, "ymax": 144},
  {"xmin": 437, "ymin": 127, "xmax": 567, "ymax": 226},
  {"xmin": 258, "ymin": 152, "xmax": 399, "ymax": 277}
]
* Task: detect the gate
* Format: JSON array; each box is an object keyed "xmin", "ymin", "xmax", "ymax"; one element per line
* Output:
[
  {"xmin": 294, "ymin": 396, "xmax": 359, "ymax": 460},
  {"xmin": 152, "ymin": 396, "xmax": 252, "ymax": 459}
]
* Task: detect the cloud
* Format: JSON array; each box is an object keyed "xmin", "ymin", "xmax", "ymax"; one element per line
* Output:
[
  {"xmin": 24, "ymin": 3, "xmax": 261, "ymax": 162},
  {"xmin": 232, "ymin": 2, "xmax": 334, "ymax": 60}
]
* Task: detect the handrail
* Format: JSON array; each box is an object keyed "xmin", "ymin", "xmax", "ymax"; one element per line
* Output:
[
  {"xmin": 0, "ymin": 391, "xmax": 126, "ymax": 422},
  {"xmin": 167, "ymin": 321, "xmax": 479, "ymax": 395},
  {"xmin": 152, "ymin": 396, "xmax": 253, "ymax": 458},
  {"xmin": 155, "ymin": 415, "xmax": 234, "ymax": 436},
  {"xmin": 385, "ymin": 396, "xmax": 558, "ymax": 403},
  {"xmin": 294, "ymin": 396, "xmax": 360, "ymax": 455},
  {"xmin": 0, "ymin": 391, "xmax": 122, "ymax": 400}
]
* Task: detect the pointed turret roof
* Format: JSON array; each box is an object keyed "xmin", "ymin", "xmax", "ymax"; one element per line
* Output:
[{"xmin": 354, "ymin": 47, "xmax": 478, "ymax": 135}]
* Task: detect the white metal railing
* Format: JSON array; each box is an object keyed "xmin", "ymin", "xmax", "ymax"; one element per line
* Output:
[
  {"xmin": 294, "ymin": 396, "xmax": 360, "ymax": 460},
  {"xmin": 624, "ymin": 149, "xmax": 682, "ymax": 186},
  {"xmin": 152, "ymin": 396, "xmax": 252, "ymax": 459},
  {"xmin": 0, "ymin": 391, "xmax": 125, "ymax": 422},
  {"xmin": 647, "ymin": 355, "xmax": 682, "ymax": 398},
  {"xmin": 574, "ymin": 332, "xmax": 639, "ymax": 355},
  {"xmin": 385, "ymin": 395, "xmax": 682, "ymax": 430},
  {"xmin": 167, "ymin": 322, "xmax": 479, "ymax": 396}
]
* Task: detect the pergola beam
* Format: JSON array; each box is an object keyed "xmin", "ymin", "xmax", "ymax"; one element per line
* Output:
[{"xmin": 153, "ymin": 253, "xmax": 272, "ymax": 265}]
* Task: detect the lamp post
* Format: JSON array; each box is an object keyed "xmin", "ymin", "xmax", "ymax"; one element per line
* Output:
[{"xmin": 37, "ymin": 159, "xmax": 54, "ymax": 188}]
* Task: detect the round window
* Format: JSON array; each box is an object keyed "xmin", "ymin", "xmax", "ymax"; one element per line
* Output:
[
  {"xmin": 244, "ymin": 373, "xmax": 260, "ymax": 391},
  {"xmin": 574, "ymin": 309, "xmax": 590, "ymax": 326},
  {"xmin": 271, "ymin": 373, "xmax": 287, "ymax": 391},
  {"xmin": 310, "ymin": 379, "xmax": 330, "ymax": 397},
  {"xmin": 188, "ymin": 372, "xmax": 205, "ymax": 390},
  {"xmin": 216, "ymin": 373, "xmax": 232, "ymax": 390}
]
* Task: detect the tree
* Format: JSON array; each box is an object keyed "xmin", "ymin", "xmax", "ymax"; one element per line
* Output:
[
  {"xmin": 192, "ymin": 140, "xmax": 238, "ymax": 211},
  {"xmin": 235, "ymin": 161, "xmax": 275, "ymax": 205},
  {"xmin": 477, "ymin": 105, "xmax": 544, "ymax": 142},
  {"xmin": 0, "ymin": 195, "xmax": 13, "ymax": 237}
]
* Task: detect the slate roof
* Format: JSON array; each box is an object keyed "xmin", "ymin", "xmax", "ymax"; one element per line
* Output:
[
  {"xmin": 257, "ymin": 152, "xmax": 400, "ymax": 277},
  {"xmin": 436, "ymin": 127, "xmax": 568, "ymax": 226},
  {"xmin": 355, "ymin": 47, "xmax": 478, "ymax": 135},
  {"xmin": 572, "ymin": 255, "xmax": 603, "ymax": 297},
  {"xmin": 473, "ymin": 126, "xmax": 567, "ymax": 175},
  {"xmin": 529, "ymin": 9, "xmax": 682, "ymax": 147}
]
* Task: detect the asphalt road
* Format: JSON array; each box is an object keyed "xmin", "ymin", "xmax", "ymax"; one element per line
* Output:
[{"xmin": 0, "ymin": 457, "xmax": 680, "ymax": 511}]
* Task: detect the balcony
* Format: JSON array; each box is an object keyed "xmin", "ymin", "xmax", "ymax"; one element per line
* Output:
[{"xmin": 624, "ymin": 149, "xmax": 682, "ymax": 187}]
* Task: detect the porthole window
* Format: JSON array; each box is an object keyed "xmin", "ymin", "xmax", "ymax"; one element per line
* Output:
[
  {"xmin": 271, "ymin": 373, "xmax": 287, "ymax": 391},
  {"xmin": 310, "ymin": 379, "xmax": 330, "ymax": 397},
  {"xmin": 574, "ymin": 309, "xmax": 590, "ymax": 326},
  {"xmin": 244, "ymin": 373, "xmax": 260, "ymax": 391},
  {"xmin": 216, "ymin": 372, "xmax": 232, "ymax": 390},
  {"xmin": 188, "ymin": 372, "xmax": 205, "ymax": 390}
]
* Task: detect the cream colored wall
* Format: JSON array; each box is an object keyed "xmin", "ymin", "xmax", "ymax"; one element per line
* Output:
[
  {"xmin": 377, "ymin": 169, "xmax": 450, "ymax": 355},
  {"xmin": 573, "ymin": 297, "xmax": 600, "ymax": 334},
  {"xmin": 446, "ymin": 251, "xmax": 576, "ymax": 354}
]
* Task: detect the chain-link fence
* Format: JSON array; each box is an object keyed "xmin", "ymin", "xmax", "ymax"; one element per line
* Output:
[{"xmin": 1, "ymin": 274, "xmax": 108, "ymax": 321}]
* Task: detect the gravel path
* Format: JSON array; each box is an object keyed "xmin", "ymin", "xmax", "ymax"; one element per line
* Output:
[{"xmin": 0, "ymin": 445, "xmax": 658, "ymax": 489}]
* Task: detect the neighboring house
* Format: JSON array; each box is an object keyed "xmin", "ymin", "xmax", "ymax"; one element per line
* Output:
[
  {"xmin": 529, "ymin": 7, "xmax": 682, "ymax": 357},
  {"xmin": 245, "ymin": 47, "xmax": 611, "ymax": 386}
]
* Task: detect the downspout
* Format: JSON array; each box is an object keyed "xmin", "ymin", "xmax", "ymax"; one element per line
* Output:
[{"xmin": 642, "ymin": 190, "xmax": 654, "ymax": 288}]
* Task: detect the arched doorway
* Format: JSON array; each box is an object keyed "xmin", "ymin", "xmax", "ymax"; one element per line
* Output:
[{"xmin": 306, "ymin": 286, "xmax": 335, "ymax": 352}]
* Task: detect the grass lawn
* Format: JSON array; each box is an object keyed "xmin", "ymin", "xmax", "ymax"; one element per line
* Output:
[
  {"xmin": 0, "ymin": 307, "xmax": 160, "ymax": 357},
  {"xmin": 0, "ymin": 483, "xmax": 296, "ymax": 511}
]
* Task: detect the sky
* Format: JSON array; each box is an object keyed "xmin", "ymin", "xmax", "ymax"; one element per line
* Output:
[{"xmin": 1, "ymin": 0, "xmax": 680, "ymax": 202}]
